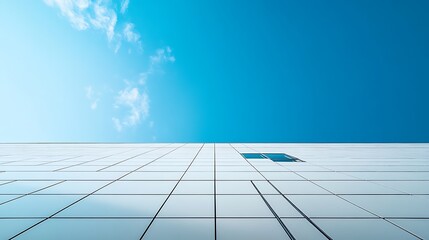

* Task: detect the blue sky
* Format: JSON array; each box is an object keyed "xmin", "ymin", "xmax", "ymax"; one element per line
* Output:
[{"xmin": 0, "ymin": 0, "xmax": 428, "ymax": 142}]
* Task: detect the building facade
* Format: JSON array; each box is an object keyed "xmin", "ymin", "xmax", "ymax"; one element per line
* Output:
[{"xmin": 0, "ymin": 143, "xmax": 428, "ymax": 239}]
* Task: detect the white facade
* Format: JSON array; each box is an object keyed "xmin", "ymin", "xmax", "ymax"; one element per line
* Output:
[{"xmin": 0, "ymin": 143, "xmax": 428, "ymax": 239}]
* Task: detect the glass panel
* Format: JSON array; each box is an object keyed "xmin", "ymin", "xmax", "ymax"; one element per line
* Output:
[
  {"xmin": 374, "ymin": 181, "xmax": 429, "ymax": 194},
  {"xmin": 346, "ymin": 172, "xmax": 429, "ymax": 181},
  {"xmin": 98, "ymin": 165, "xmax": 136, "ymax": 172},
  {"xmin": 314, "ymin": 219, "xmax": 418, "ymax": 240},
  {"xmin": 14, "ymin": 219, "xmax": 151, "ymax": 240},
  {"xmin": 173, "ymin": 181, "xmax": 214, "ymax": 194},
  {"xmin": 96, "ymin": 181, "xmax": 176, "ymax": 194},
  {"xmin": 0, "ymin": 181, "xmax": 60, "ymax": 194},
  {"xmin": 217, "ymin": 195, "xmax": 273, "ymax": 217},
  {"xmin": 216, "ymin": 172, "xmax": 265, "ymax": 181},
  {"xmin": 37, "ymin": 181, "xmax": 108, "ymax": 194},
  {"xmin": 343, "ymin": 195, "xmax": 429, "ymax": 218},
  {"xmin": 0, "ymin": 219, "xmax": 41, "ymax": 240},
  {"xmin": 182, "ymin": 171, "xmax": 214, "ymax": 180},
  {"xmin": 0, "ymin": 181, "xmax": 11, "ymax": 186},
  {"xmin": 61, "ymin": 166, "xmax": 103, "ymax": 171},
  {"xmin": 287, "ymin": 195, "xmax": 372, "ymax": 217},
  {"xmin": 144, "ymin": 219, "xmax": 214, "ymax": 240},
  {"xmin": 158, "ymin": 195, "xmax": 214, "ymax": 217},
  {"xmin": 0, "ymin": 195, "xmax": 82, "ymax": 217},
  {"xmin": 0, "ymin": 195, "xmax": 20, "ymax": 204},
  {"xmin": 217, "ymin": 218, "xmax": 289, "ymax": 240},
  {"xmin": 57, "ymin": 195, "xmax": 167, "ymax": 217},
  {"xmin": 271, "ymin": 181, "xmax": 329, "ymax": 194},
  {"xmin": 297, "ymin": 172, "xmax": 357, "ymax": 180},
  {"xmin": 216, "ymin": 181, "xmax": 258, "ymax": 194},
  {"xmin": 187, "ymin": 166, "xmax": 213, "ymax": 172},
  {"xmin": 0, "ymin": 172, "xmax": 122, "ymax": 181},
  {"xmin": 137, "ymin": 165, "xmax": 188, "ymax": 171},
  {"xmin": 314, "ymin": 181, "xmax": 401, "ymax": 194},
  {"xmin": 261, "ymin": 172, "xmax": 305, "ymax": 181},
  {"xmin": 391, "ymin": 219, "xmax": 429, "ymax": 239},
  {"xmin": 281, "ymin": 218, "xmax": 328, "ymax": 240},
  {"xmin": 122, "ymin": 172, "xmax": 183, "ymax": 180},
  {"xmin": 216, "ymin": 166, "xmax": 255, "ymax": 172},
  {"xmin": 252, "ymin": 181, "xmax": 279, "ymax": 194},
  {"xmin": 263, "ymin": 195, "xmax": 302, "ymax": 217}
]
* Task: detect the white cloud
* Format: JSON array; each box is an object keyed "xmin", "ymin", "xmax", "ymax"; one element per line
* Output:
[
  {"xmin": 85, "ymin": 85, "xmax": 99, "ymax": 110},
  {"xmin": 44, "ymin": 0, "xmax": 140, "ymax": 51},
  {"xmin": 89, "ymin": 3, "xmax": 117, "ymax": 41},
  {"xmin": 44, "ymin": 0, "xmax": 117, "ymax": 38},
  {"xmin": 150, "ymin": 47, "xmax": 176, "ymax": 64},
  {"xmin": 85, "ymin": 85, "xmax": 93, "ymax": 98},
  {"xmin": 138, "ymin": 72, "xmax": 148, "ymax": 85},
  {"xmin": 120, "ymin": 0, "xmax": 129, "ymax": 14},
  {"xmin": 123, "ymin": 23, "xmax": 140, "ymax": 43},
  {"xmin": 112, "ymin": 117, "xmax": 122, "ymax": 132},
  {"xmin": 113, "ymin": 86, "xmax": 149, "ymax": 130},
  {"xmin": 90, "ymin": 101, "xmax": 98, "ymax": 110},
  {"xmin": 76, "ymin": 0, "xmax": 90, "ymax": 9},
  {"xmin": 44, "ymin": 0, "xmax": 90, "ymax": 30},
  {"xmin": 138, "ymin": 46, "xmax": 175, "ymax": 84},
  {"xmin": 46, "ymin": 2, "xmax": 176, "ymax": 134},
  {"xmin": 112, "ymin": 47, "xmax": 175, "ymax": 132}
]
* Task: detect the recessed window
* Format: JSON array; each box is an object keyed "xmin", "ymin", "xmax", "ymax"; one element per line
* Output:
[
  {"xmin": 241, "ymin": 153, "xmax": 266, "ymax": 159},
  {"xmin": 263, "ymin": 153, "xmax": 297, "ymax": 162},
  {"xmin": 241, "ymin": 153, "xmax": 303, "ymax": 162}
]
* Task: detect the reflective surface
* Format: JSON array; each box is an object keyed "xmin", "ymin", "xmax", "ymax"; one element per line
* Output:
[{"xmin": 0, "ymin": 143, "xmax": 427, "ymax": 239}]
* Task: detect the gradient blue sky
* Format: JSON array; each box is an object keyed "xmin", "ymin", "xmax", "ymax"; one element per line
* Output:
[{"xmin": 0, "ymin": 0, "xmax": 428, "ymax": 142}]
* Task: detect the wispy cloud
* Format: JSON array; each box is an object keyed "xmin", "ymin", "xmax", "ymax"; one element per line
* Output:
[
  {"xmin": 44, "ymin": 0, "xmax": 140, "ymax": 51},
  {"xmin": 113, "ymin": 47, "xmax": 175, "ymax": 132},
  {"xmin": 120, "ymin": 0, "xmax": 129, "ymax": 14},
  {"xmin": 113, "ymin": 84, "xmax": 149, "ymax": 131},
  {"xmin": 151, "ymin": 46, "xmax": 176, "ymax": 64},
  {"xmin": 112, "ymin": 117, "xmax": 123, "ymax": 132},
  {"xmin": 123, "ymin": 23, "xmax": 140, "ymax": 46},
  {"xmin": 139, "ymin": 46, "xmax": 175, "ymax": 85},
  {"xmin": 45, "ymin": 1, "xmax": 175, "ymax": 133},
  {"xmin": 85, "ymin": 85, "xmax": 99, "ymax": 110}
]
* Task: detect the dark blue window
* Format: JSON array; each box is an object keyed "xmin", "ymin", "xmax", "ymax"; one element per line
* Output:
[
  {"xmin": 241, "ymin": 153, "xmax": 266, "ymax": 159},
  {"xmin": 263, "ymin": 153, "xmax": 297, "ymax": 162},
  {"xmin": 241, "ymin": 153, "xmax": 303, "ymax": 162}
]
